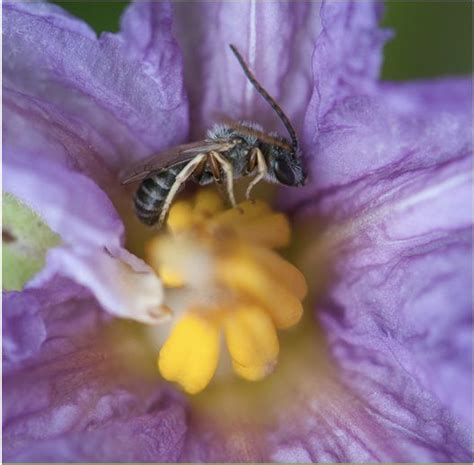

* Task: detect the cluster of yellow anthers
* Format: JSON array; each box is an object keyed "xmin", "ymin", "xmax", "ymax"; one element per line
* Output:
[{"xmin": 145, "ymin": 189, "xmax": 307, "ymax": 394}]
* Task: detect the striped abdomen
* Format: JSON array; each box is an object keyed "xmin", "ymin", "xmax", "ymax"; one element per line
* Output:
[{"xmin": 134, "ymin": 165, "xmax": 182, "ymax": 226}]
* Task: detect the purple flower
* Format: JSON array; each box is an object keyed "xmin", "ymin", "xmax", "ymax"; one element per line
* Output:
[{"xmin": 3, "ymin": 1, "xmax": 472, "ymax": 462}]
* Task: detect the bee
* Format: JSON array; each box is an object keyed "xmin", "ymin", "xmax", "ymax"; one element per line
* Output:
[{"xmin": 120, "ymin": 44, "xmax": 306, "ymax": 227}]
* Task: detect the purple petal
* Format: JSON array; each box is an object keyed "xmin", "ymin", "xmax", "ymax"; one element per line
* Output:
[
  {"xmin": 320, "ymin": 229, "xmax": 472, "ymax": 430},
  {"xmin": 172, "ymin": 1, "xmax": 321, "ymax": 137},
  {"xmin": 309, "ymin": 194, "xmax": 473, "ymax": 459},
  {"xmin": 305, "ymin": 85, "xmax": 473, "ymax": 421},
  {"xmin": 302, "ymin": 0, "xmax": 390, "ymax": 142},
  {"xmin": 279, "ymin": 77, "xmax": 471, "ymax": 459},
  {"xmin": 3, "ymin": 1, "xmax": 188, "ymax": 175},
  {"xmin": 120, "ymin": 1, "xmax": 182, "ymax": 78},
  {"xmin": 283, "ymin": 16, "xmax": 471, "ymax": 452},
  {"xmin": 4, "ymin": 157, "xmax": 166, "ymax": 323},
  {"xmin": 3, "ymin": 87, "xmax": 118, "ymax": 196},
  {"xmin": 4, "ymin": 158, "xmax": 123, "ymax": 249},
  {"xmin": 3, "ymin": 292, "xmax": 47, "ymax": 365},
  {"xmin": 286, "ymin": 78, "xmax": 472, "ymax": 218},
  {"xmin": 3, "ymin": 277, "xmax": 90, "ymax": 366},
  {"xmin": 3, "ymin": 280, "xmax": 187, "ymax": 462}
]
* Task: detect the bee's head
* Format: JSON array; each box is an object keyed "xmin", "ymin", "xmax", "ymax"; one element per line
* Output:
[
  {"xmin": 266, "ymin": 143, "xmax": 306, "ymax": 187},
  {"xmin": 229, "ymin": 45, "xmax": 307, "ymax": 188}
]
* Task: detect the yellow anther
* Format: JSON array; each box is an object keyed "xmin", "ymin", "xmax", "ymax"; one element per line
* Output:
[
  {"xmin": 219, "ymin": 256, "xmax": 303, "ymax": 329},
  {"xmin": 144, "ymin": 188, "xmax": 307, "ymax": 394},
  {"xmin": 233, "ymin": 213, "xmax": 291, "ymax": 248},
  {"xmin": 193, "ymin": 189, "xmax": 224, "ymax": 219},
  {"xmin": 167, "ymin": 200, "xmax": 194, "ymax": 233},
  {"xmin": 158, "ymin": 312, "xmax": 220, "ymax": 394},
  {"xmin": 245, "ymin": 245, "xmax": 308, "ymax": 300},
  {"xmin": 224, "ymin": 305, "xmax": 279, "ymax": 381}
]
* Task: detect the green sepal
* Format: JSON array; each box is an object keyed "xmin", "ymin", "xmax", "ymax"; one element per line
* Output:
[{"xmin": 2, "ymin": 192, "xmax": 61, "ymax": 291}]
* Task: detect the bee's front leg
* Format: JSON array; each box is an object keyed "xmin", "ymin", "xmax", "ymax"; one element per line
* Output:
[
  {"xmin": 245, "ymin": 148, "xmax": 267, "ymax": 201},
  {"xmin": 209, "ymin": 151, "xmax": 237, "ymax": 208}
]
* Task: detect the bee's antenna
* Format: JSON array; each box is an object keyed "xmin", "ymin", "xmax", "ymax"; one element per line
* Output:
[{"xmin": 229, "ymin": 44, "xmax": 299, "ymax": 151}]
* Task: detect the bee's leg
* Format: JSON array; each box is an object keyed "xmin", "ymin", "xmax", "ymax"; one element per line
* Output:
[
  {"xmin": 157, "ymin": 153, "xmax": 207, "ymax": 228},
  {"xmin": 246, "ymin": 148, "xmax": 267, "ymax": 200},
  {"xmin": 208, "ymin": 154, "xmax": 222, "ymax": 183},
  {"xmin": 246, "ymin": 147, "xmax": 258, "ymax": 174},
  {"xmin": 192, "ymin": 156, "xmax": 208, "ymax": 182},
  {"xmin": 209, "ymin": 151, "xmax": 237, "ymax": 208}
]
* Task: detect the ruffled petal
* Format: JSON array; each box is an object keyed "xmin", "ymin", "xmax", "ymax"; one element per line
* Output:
[
  {"xmin": 172, "ymin": 1, "xmax": 321, "ymax": 137},
  {"xmin": 301, "ymin": 175, "xmax": 473, "ymax": 459},
  {"xmin": 3, "ymin": 1, "xmax": 188, "ymax": 174},
  {"xmin": 299, "ymin": 80, "xmax": 473, "ymax": 430},
  {"xmin": 302, "ymin": 0, "xmax": 389, "ymax": 142},
  {"xmin": 286, "ymin": 78, "xmax": 472, "ymax": 219},
  {"xmin": 3, "ymin": 279, "xmax": 83, "ymax": 368},
  {"xmin": 3, "ymin": 279, "xmax": 187, "ymax": 462},
  {"xmin": 274, "ymin": 78, "xmax": 471, "ymax": 460},
  {"xmin": 3, "ymin": 291, "xmax": 47, "ymax": 365},
  {"xmin": 317, "ymin": 226, "xmax": 473, "ymax": 448},
  {"xmin": 120, "ymin": 1, "xmax": 181, "ymax": 77}
]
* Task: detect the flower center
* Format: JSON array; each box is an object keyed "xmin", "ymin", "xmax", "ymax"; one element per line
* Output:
[{"xmin": 145, "ymin": 189, "xmax": 307, "ymax": 394}]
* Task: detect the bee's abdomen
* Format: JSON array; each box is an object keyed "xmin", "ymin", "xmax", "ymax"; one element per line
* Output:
[{"xmin": 134, "ymin": 169, "xmax": 178, "ymax": 226}]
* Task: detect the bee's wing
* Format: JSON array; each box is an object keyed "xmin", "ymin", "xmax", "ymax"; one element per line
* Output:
[{"xmin": 119, "ymin": 140, "xmax": 229, "ymax": 185}]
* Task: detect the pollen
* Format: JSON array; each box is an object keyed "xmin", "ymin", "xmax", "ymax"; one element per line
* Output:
[{"xmin": 145, "ymin": 189, "xmax": 307, "ymax": 394}]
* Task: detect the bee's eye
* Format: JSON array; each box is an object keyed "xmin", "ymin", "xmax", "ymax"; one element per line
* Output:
[{"xmin": 274, "ymin": 158, "xmax": 296, "ymax": 186}]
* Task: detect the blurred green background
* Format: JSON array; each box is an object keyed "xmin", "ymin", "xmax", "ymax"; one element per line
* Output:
[{"xmin": 54, "ymin": 1, "xmax": 472, "ymax": 80}]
